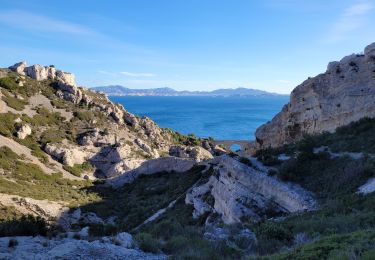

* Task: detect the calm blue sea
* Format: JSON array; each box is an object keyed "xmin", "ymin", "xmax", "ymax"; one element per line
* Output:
[{"xmin": 110, "ymin": 96, "xmax": 288, "ymax": 140}]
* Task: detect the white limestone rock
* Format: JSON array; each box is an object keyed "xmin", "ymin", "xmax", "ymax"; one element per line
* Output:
[
  {"xmin": 0, "ymin": 236, "xmax": 166, "ymax": 259},
  {"xmin": 16, "ymin": 124, "xmax": 32, "ymax": 139},
  {"xmin": 115, "ymin": 232, "xmax": 133, "ymax": 248},
  {"xmin": 186, "ymin": 155, "xmax": 316, "ymax": 224},
  {"xmin": 169, "ymin": 145, "xmax": 213, "ymax": 162},
  {"xmin": 255, "ymin": 42, "xmax": 375, "ymax": 149},
  {"xmin": 108, "ymin": 157, "xmax": 195, "ymax": 188},
  {"xmin": 44, "ymin": 143, "xmax": 91, "ymax": 167},
  {"xmin": 9, "ymin": 61, "xmax": 27, "ymax": 75},
  {"xmin": 9, "ymin": 62, "xmax": 82, "ymax": 104},
  {"xmin": 135, "ymin": 138, "xmax": 159, "ymax": 158},
  {"xmin": 358, "ymin": 178, "xmax": 375, "ymax": 194}
]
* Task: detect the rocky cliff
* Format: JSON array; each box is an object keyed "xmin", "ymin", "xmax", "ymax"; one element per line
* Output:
[{"xmin": 255, "ymin": 42, "xmax": 375, "ymax": 148}]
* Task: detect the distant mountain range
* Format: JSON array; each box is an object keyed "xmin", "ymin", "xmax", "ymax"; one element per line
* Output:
[{"xmin": 91, "ymin": 86, "xmax": 285, "ymax": 97}]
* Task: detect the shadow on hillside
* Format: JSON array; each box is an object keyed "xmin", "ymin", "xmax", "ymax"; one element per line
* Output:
[{"xmin": 60, "ymin": 165, "xmax": 206, "ymax": 234}]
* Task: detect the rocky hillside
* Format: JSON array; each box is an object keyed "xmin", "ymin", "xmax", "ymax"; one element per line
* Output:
[
  {"xmin": 0, "ymin": 61, "xmax": 321, "ymax": 259},
  {"xmin": 1, "ymin": 62, "xmax": 220, "ymax": 179},
  {"xmin": 255, "ymin": 42, "xmax": 375, "ymax": 149},
  {"xmin": 1, "ymin": 57, "xmax": 375, "ymax": 259}
]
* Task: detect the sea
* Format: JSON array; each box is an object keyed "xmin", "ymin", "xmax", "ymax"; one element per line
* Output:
[{"xmin": 109, "ymin": 96, "xmax": 289, "ymax": 141}]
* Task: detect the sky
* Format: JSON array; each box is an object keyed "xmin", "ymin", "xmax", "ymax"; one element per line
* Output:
[{"xmin": 0, "ymin": 0, "xmax": 374, "ymax": 94}]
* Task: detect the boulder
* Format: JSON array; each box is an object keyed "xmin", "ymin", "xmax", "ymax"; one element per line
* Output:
[
  {"xmin": 213, "ymin": 145, "xmax": 227, "ymax": 155},
  {"xmin": 115, "ymin": 232, "xmax": 133, "ymax": 248},
  {"xmin": 16, "ymin": 124, "xmax": 31, "ymax": 139},
  {"xmin": 78, "ymin": 227, "xmax": 90, "ymax": 238},
  {"xmin": 135, "ymin": 138, "xmax": 159, "ymax": 158},
  {"xmin": 56, "ymin": 70, "xmax": 76, "ymax": 87},
  {"xmin": 8, "ymin": 61, "xmax": 27, "ymax": 75},
  {"xmin": 169, "ymin": 145, "xmax": 213, "ymax": 162}
]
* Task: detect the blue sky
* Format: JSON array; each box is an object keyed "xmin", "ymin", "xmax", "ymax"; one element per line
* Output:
[{"xmin": 0, "ymin": 0, "xmax": 374, "ymax": 94}]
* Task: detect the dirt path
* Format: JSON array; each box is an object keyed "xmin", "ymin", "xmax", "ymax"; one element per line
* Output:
[{"xmin": 0, "ymin": 135, "xmax": 80, "ymax": 180}]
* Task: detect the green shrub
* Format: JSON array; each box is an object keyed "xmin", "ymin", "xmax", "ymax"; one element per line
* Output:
[
  {"xmin": 1, "ymin": 95, "xmax": 28, "ymax": 111},
  {"xmin": 0, "ymin": 205, "xmax": 23, "ymax": 221},
  {"xmin": 268, "ymin": 230, "xmax": 375, "ymax": 259},
  {"xmin": 238, "ymin": 157, "xmax": 253, "ymax": 167},
  {"xmin": 134, "ymin": 233, "xmax": 161, "ymax": 253},
  {"xmin": 88, "ymin": 223, "xmax": 118, "ymax": 237},
  {"xmin": 8, "ymin": 238, "xmax": 18, "ymax": 248},
  {"xmin": 0, "ymin": 77, "xmax": 19, "ymax": 92},
  {"xmin": 0, "ymin": 147, "xmax": 99, "ymax": 205},
  {"xmin": 256, "ymin": 221, "xmax": 293, "ymax": 242},
  {"xmin": 30, "ymin": 107, "xmax": 65, "ymax": 126},
  {"xmin": 255, "ymin": 148, "xmax": 282, "ymax": 166},
  {"xmin": 39, "ymin": 129, "xmax": 66, "ymax": 144},
  {"xmin": 0, "ymin": 215, "xmax": 47, "ymax": 236},
  {"xmin": 73, "ymin": 111, "xmax": 94, "ymax": 122},
  {"xmin": 0, "ymin": 76, "xmax": 39, "ymax": 97},
  {"xmin": 63, "ymin": 162, "xmax": 94, "ymax": 177},
  {"xmin": 0, "ymin": 113, "xmax": 17, "ymax": 137},
  {"xmin": 72, "ymin": 233, "xmax": 81, "ymax": 240}
]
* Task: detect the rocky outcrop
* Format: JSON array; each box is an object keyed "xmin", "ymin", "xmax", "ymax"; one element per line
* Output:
[
  {"xmin": 16, "ymin": 124, "xmax": 31, "ymax": 139},
  {"xmin": 169, "ymin": 145, "xmax": 213, "ymax": 162},
  {"xmin": 88, "ymin": 143, "xmax": 145, "ymax": 178},
  {"xmin": 44, "ymin": 142, "xmax": 92, "ymax": 167},
  {"xmin": 255, "ymin": 42, "xmax": 375, "ymax": 148},
  {"xmin": 78, "ymin": 129, "xmax": 116, "ymax": 146},
  {"xmin": 9, "ymin": 61, "xmax": 82, "ymax": 104},
  {"xmin": 9, "ymin": 61, "xmax": 27, "ymax": 75},
  {"xmin": 108, "ymin": 157, "xmax": 196, "ymax": 188},
  {"xmin": 9, "ymin": 62, "xmax": 76, "ymax": 87},
  {"xmin": 135, "ymin": 138, "xmax": 159, "ymax": 158},
  {"xmin": 186, "ymin": 155, "xmax": 316, "ymax": 224}
]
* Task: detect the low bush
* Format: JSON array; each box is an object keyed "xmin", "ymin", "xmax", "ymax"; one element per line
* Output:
[
  {"xmin": 1, "ymin": 95, "xmax": 28, "ymax": 111},
  {"xmin": 63, "ymin": 162, "xmax": 94, "ymax": 177},
  {"xmin": 8, "ymin": 238, "xmax": 18, "ymax": 248},
  {"xmin": 267, "ymin": 230, "xmax": 375, "ymax": 259},
  {"xmin": 0, "ymin": 113, "xmax": 17, "ymax": 137},
  {"xmin": 0, "ymin": 215, "xmax": 47, "ymax": 237},
  {"xmin": 134, "ymin": 233, "xmax": 161, "ymax": 253},
  {"xmin": 88, "ymin": 223, "xmax": 118, "ymax": 237},
  {"xmin": 0, "ymin": 147, "xmax": 99, "ymax": 205},
  {"xmin": 238, "ymin": 157, "xmax": 253, "ymax": 167}
]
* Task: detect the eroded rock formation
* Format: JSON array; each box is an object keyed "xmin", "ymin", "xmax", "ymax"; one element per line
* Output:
[
  {"xmin": 255, "ymin": 42, "xmax": 375, "ymax": 148},
  {"xmin": 186, "ymin": 155, "xmax": 316, "ymax": 224}
]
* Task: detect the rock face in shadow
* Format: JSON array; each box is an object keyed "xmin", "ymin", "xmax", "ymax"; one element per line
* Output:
[
  {"xmin": 255, "ymin": 42, "xmax": 375, "ymax": 148},
  {"xmin": 108, "ymin": 157, "xmax": 196, "ymax": 188},
  {"xmin": 186, "ymin": 155, "xmax": 316, "ymax": 224}
]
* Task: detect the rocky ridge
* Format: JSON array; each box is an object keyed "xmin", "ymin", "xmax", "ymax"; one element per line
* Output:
[
  {"xmin": 5, "ymin": 61, "xmax": 215, "ymax": 179},
  {"xmin": 255, "ymin": 42, "xmax": 375, "ymax": 148}
]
